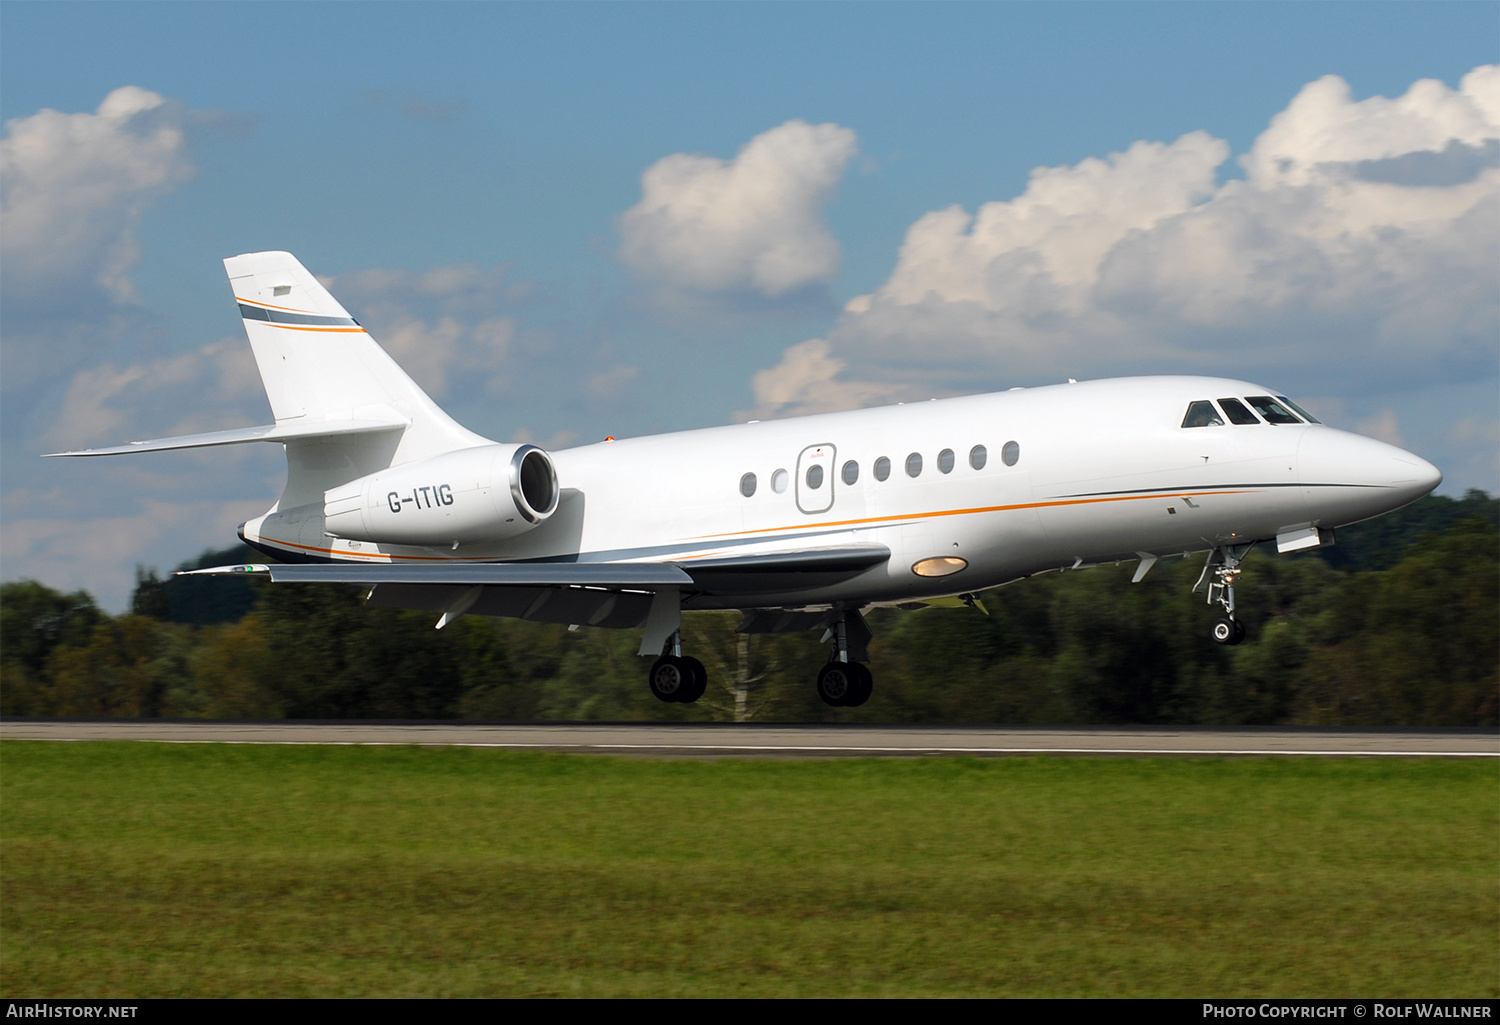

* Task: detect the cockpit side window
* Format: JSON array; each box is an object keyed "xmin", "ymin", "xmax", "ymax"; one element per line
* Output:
[
  {"xmin": 1278, "ymin": 396, "xmax": 1321, "ymax": 424},
  {"xmin": 1217, "ymin": 398, "xmax": 1261, "ymax": 425},
  {"xmin": 1182, "ymin": 400, "xmax": 1224, "ymax": 428},
  {"xmin": 1245, "ymin": 396, "xmax": 1302, "ymax": 424}
]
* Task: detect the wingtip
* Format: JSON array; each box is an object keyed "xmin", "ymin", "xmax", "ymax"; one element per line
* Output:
[{"xmin": 174, "ymin": 564, "xmax": 271, "ymax": 577}]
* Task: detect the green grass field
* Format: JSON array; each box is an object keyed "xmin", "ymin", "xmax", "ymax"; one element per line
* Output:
[{"xmin": 1, "ymin": 741, "xmax": 1495, "ymax": 997}]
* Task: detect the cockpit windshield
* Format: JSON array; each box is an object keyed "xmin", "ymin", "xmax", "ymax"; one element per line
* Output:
[
  {"xmin": 1217, "ymin": 398, "xmax": 1261, "ymax": 425},
  {"xmin": 1245, "ymin": 396, "xmax": 1303, "ymax": 425},
  {"xmin": 1277, "ymin": 396, "xmax": 1321, "ymax": 424},
  {"xmin": 1182, "ymin": 400, "xmax": 1224, "ymax": 428},
  {"xmin": 1182, "ymin": 395, "xmax": 1322, "ymax": 428}
]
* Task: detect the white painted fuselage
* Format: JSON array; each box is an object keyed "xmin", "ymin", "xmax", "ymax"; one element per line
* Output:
[{"xmin": 240, "ymin": 374, "xmax": 1441, "ymax": 611}]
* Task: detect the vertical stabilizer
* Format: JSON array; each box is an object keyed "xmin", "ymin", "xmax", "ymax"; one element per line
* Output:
[{"xmin": 225, "ymin": 251, "xmax": 491, "ymax": 505}]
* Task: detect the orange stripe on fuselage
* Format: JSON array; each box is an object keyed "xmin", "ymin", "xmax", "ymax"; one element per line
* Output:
[
  {"xmin": 258, "ymin": 488, "xmax": 1259, "ymax": 565},
  {"xmin": 689, "ymin": 488, "xmax": 1258, "ymax": 540}
]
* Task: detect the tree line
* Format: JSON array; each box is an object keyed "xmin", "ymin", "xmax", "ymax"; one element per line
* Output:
[{"xmin": 3, "ymin": 491, "xmax": 1495, "ymax": 725}]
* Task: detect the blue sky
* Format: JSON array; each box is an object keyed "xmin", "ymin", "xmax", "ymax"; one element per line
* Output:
[{"xmin": 2, "ymin": 2, "xmax": 1496, "ymax": 609}]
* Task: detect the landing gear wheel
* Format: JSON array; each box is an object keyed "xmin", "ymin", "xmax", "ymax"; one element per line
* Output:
[
  {"xmin": 649, "ymin": 655, "xmax": 692, "ymax": 702},
  {"xmin": 844, "ymin": 662, "xmax": 873, "ymax": 708},
  {"xmin": 680, "ymin": 656, "xmax": 708, "ymax": 704},
  {"xmin": 817, "ymin": 661, "xmax": 867, "ymax": 707},
  {"xmin": 1211, "ymin": 617, "xmax": 1244, "ymax": 646}
]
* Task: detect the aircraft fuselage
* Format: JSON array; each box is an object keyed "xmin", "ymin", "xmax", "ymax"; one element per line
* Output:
[{"xmin": 240, "ymin": 374, "xmax": 1440, "ymax": 611}]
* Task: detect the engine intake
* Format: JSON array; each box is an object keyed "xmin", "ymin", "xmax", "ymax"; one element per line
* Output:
[{"xmin": 323, "ymin": 444, "xmax": 559, "ymax": 546}]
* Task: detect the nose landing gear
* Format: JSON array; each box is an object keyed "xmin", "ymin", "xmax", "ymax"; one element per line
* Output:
[
  {"xmin": 1197, "ymin": 544, "xmax": 1252, "ymax": 645},
  {"xmin": 1211, "ymin": 616, "xmax": 1246, "ymax": 645}
]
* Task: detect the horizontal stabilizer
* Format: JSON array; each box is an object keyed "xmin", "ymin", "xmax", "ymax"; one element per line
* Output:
[
  {"xmin": 180, "ymin": 561, "xmax": 693, "ymax": 589},
  {"xmin": 45, "ymin": 418, "xmax": 408, "ymax": 457}
]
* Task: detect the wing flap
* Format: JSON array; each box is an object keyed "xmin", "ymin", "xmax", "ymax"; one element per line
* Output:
[
  {"xmin": 365, "ymin": 583, "xmax": 654, "ymax": 630},
  {"xmin": 674, "ymin": 544, "xmax": 890, "ymax": 593}
]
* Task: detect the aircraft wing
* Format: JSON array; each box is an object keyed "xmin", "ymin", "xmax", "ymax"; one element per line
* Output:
[
  {"xmin": 182, "ymin": 544, "xmax": 889, "ymax": 592},
  {"xmin": 181, "ymin": 545, "xmax": 890, "ymax": 630},
  {"xmin": 181, "ymin": 561, "xmax": 692, "ymax": 588},
  {"xmin": 182, "ymin": 560, "xmax": 695, "ymax": 631}
]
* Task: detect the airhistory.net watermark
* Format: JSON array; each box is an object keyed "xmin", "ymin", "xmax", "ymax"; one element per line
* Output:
[{"xmin": 5, "ymin": 1007, "xmax": 136, "ymax": 1018}]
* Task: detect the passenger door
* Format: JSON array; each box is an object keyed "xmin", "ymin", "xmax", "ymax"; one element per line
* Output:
[{"xmin": 795, "ymin": 444, "xmax": 836, "ymax": 514}]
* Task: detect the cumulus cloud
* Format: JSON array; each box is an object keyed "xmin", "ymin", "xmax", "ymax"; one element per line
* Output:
[
  {"xmin": 1355, "ymin": 409, "xmax": 1405, "ymax": 447},
  {"xmin": 319, "ymin": 264, "xmax": 527, "ymax": 400},
  {"xmin": 316, "ymin": 261, "xmax": 640, "ymax": 435},
  {"xmin": 748, "ymin": 67, "xmax": 1499, "ymax": 419},
  {"xmin": 39, "ymin": 339, "xmax": 262, "ymax": 453},
  {"xmin": 4, "ymin": 336, "xmax": 283, "ymax": 612},
  {"xmin": 0, "ymin": 86, "xmax": 250, "ymax": 405},
  {"xmin": 618, "ymin": 120, "xmax": 857, "ymax": 298},
  {"xmin": 1, "ymin": 87, "xmax": 195, "ymax": 314},
  {"xmin": 741, "ymin": 338, "xmax": 900, "ymax": 420}
]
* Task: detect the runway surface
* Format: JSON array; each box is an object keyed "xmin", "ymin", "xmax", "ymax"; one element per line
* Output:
[{"xmin": 2, "ymin": 719, "xmax": 1495, "ymax": 757}]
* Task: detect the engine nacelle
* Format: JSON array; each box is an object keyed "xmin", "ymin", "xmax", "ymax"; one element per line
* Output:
[{"xmin": 323, "ymin": 444, "xmax": 559, "ymax": 546}]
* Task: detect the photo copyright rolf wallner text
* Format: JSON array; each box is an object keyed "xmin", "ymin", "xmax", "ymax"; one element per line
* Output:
[{"xmin": 1205, "ymin": 1007, "xmax": 1493, "ymax": 1019}]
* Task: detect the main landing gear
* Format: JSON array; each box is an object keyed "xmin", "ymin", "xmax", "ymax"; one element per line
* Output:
[
  {"xmin": 817, "ymin": 660, "xmax": 872, "ymax": 708},
  {"xmin": 645, "ymin": 608, "xmax": 876, "ymax": 707},
  {"xmin": 1196, "ymin": 543, "xmax": 1252, "ymax": 646},
  {"xmin": 648, "ymin": 632, "xmax": 706, "ymax": 704},
  {"xmin": 817, "ymin": 605, "xmax": 872, "ymax": 707}
]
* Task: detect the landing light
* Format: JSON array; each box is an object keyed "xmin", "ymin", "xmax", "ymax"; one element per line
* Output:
[{"xmin": 912, "ymin": 556, "xmax": 967, "ymax": 578}]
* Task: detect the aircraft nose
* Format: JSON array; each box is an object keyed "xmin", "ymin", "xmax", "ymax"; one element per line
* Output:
[
  {"xmin": 1297, "ymin": 428, "xmax": 1443, "ymax": 524},
  {"xmin": 1400, "ymin": 452, "xmax": 1444, "ymax": 500}
]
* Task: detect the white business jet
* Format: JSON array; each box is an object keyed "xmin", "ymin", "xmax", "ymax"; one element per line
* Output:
[{"xmin": 50, "ymin": 252, "xmax": 1442, "ymax": 707}]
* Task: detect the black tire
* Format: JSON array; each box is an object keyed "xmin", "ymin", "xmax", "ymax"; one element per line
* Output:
[
  {"xmin": 1211, "ymin": 618, "xmax": 1237, "ymax": 645},
  {"xmin": 817, "ymin": 662, "xmax": 857, "ymax": 707},
  {"xmin": 649, "ymin": 655, "xmax": 690, "ymax": 702},
  {"xmin": 680, "ymin": 656, "xmax": 708, "ymax": 704},
  {"xmin": 1232, "ymin": 619, "xmax": 1247, "ymax": 645},
  {"xmin": 843, "ymin": 662, "xmax": 873, "ymax": 707}
]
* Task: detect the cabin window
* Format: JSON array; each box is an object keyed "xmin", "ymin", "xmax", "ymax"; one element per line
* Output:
[
  {"xmin": 905, "ymin": 452, "xmax": 923, "ymax": 477},
  {"xmin": 1245, "ymin": 396, "xmax": 1302, "ymax": 425},
  {"xmin": 970, "ymin": 444, "xmax": 987, "ymax": 470},
  {"xmin": 1279, "ymin": 396, "xmax": 1321, "ymax": 424},
  {"xmin": 1182, "ymin": 401, "xmax": 1224, "ymax": 428},
  {"xmin": 1217, "ymin": 398, "xmax": 1261, "ymax": 425},
  {"xmin": 772, "ymin": 468, "xmax": 789, "ymax": 493},
  {"xmin": 842, "ymin": 460, "xmax": 859, "ymax": 485},
  {"xmin": 806, "ymin": 464, "xmax": 824, "ymax": 490},
  {"xmin": 1002, "ymin": 441, "xmax": 1020, "ymax": 466},
  {"xmin": 938, "ymin": 448, "xmax": 955, "ymax": 474},
  {"xmin": 875, "ymin": 457, "xmax": 891, "ymax": 481},
  {"xmin": 740, "ymin": 472, "xmax": 757, "ymax": 497}
]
